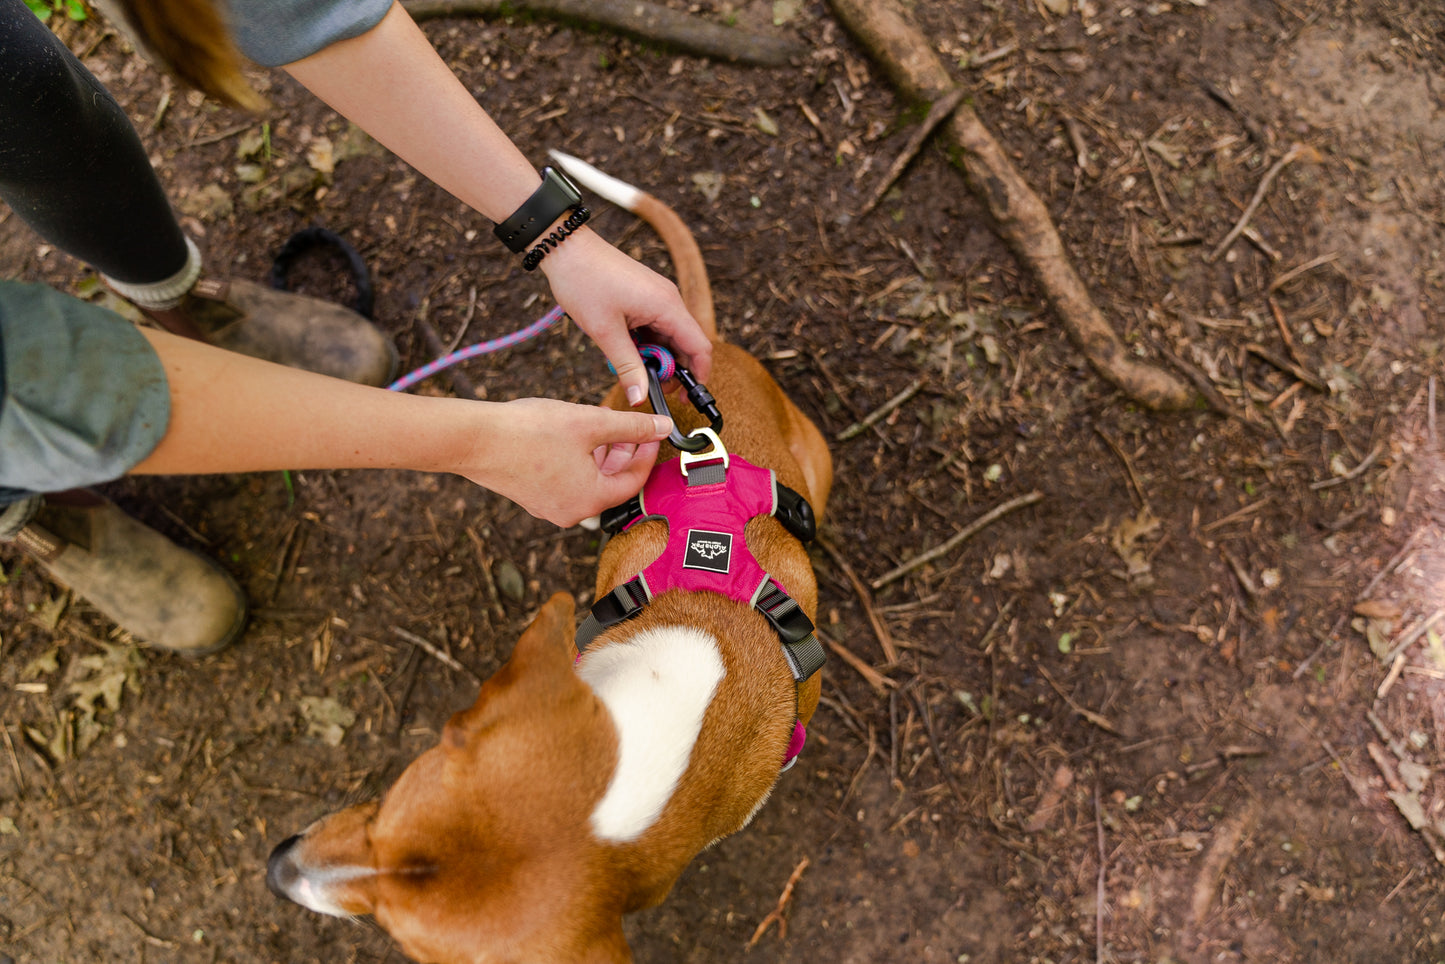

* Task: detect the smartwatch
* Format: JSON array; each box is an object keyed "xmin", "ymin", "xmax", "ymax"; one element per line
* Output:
[{"xmin": 493, "ymin": 166, "xmax": 584, "ymax": 254}]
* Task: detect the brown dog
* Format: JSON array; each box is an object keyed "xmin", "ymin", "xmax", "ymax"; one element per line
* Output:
[{"xmin": 265, "ymin": 154, "xmax": 834, "ymax": 963}]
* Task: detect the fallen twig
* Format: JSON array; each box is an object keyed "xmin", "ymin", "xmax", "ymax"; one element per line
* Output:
[
  {"xmin": 1094, "ymin": 782, "xmax": 1106, "ymax": 964},
  {"xmin": 465, "ymin": 526, "xmax": 509, "ymax": 625},
  {"xmin": 1267, "ymin": 251, "xmax": 1339, "ymax": 293},
  {"xmin": 1245, "ymin": 342, "xmax": 1326, "ymax": 393},
  {"xmin": 1294, "ymin": 533, "xmax": 1419, "ymax": 679},
  {"xmin": 1383, "ymin": 605, "xmax": 1445, "ymax": 665},
  {"xmin": 1377, "ymin": 653, "xmax": 1407, "ymax": 700},
  {"xmin": 838, "ymin": 723, "xmax": 878, "ymax": 812},
  {"xmin": 1430, "ymin": 376, "xmax": 1438, "ymax": 451},
  {"xmin": 1023, "ymin": 763, "xmax": 1074, "ymax": 834},
  {"xmin": 1199, "ymin": 79, "xmax": 1267, "ymax": 146},
  {"xmin": 827, "ymin": 0, "xmax": 1195, "ymax": 409},
  {"xmin": 968, "ymin": 42, "xmax": 1017, "ymax": 68},
  {"xmin": 817, "ymin": 532, "xmax": 899, "ymax": 663},
  {"xmin": 1138, "ymin": 136, "xmax": 1173, "ymax": 220},
  {"xmin": 2, "ymin": 723, "xmax": 24, "ymax": 794},
  {"xmin": 121, "ymin": 911, "xmax": 179, "ymax": 949},
  {"xmin": 1063, "ymin": 116, "xmax": 1100, "ymax": 178},
  {"xmin": 1190, "ymin": 803, "xmax": 1257, "ymax": 923},
  {"xmin": 871, "ymin": 491, "xmax": 1044, "ymax": 590},
  {"xmin": 1094, "ymin": 427, "xmax": 1149, "ymax": 512},
  {"xmin": 747, "ymin": 856, "xmax": 811, "ymax": 948},
  {"xmin": 391, "ymin": 626, "xmax": 483, "ymax": 683},
  {"xmin": 403, "ymin": 0, "xmax": 804, "ymax": 67},
  {"xmin": 1309, "ymin": 441, "xmax": 1384, "ymax": 491},
  {"xmin": 1367, "ymin": 742, "xmax": 1445, "ymax": 865},
  {"xmin": 1206, "ymin": 143, "xmax": 1307, "ymax": 263},
  {"xmin": 1038, "ymin": 664, "xmax": 1120, "ymax": 735},
  {"xmin": 817, "ymin": 628, "xmax": 894, "ymax": 692},
  {"xmin": 1148, "ymin": 339, "xmax": 1244, "ymax": 422},
  {"xmin": 858, "ymin": 87, "xmax": 966, "ymax": 218},
  {"xmin": 905, "ymin": 683, "xmax": 966, "ymax": 808},
  {"xmin": 836, "ymin": 378, "xmax": 924, "ymax": 442}
]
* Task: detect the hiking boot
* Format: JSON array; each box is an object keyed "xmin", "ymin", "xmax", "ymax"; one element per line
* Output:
[
  {"xmin": 0, "ymin": 492, "xmax": 247, "ymax": 657},
  {"xmin": 142, "ymin": 278, "xmax": 399, "ymax": 386}
]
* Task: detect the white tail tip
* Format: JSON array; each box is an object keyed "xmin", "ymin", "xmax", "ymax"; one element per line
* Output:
[{"xmin": 548, "ymin": 149, "xmax": 644, "ymax": 212}]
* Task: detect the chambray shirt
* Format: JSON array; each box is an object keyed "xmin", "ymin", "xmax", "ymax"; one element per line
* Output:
[
  {"xmin": 0, "ymin": 282, "xmax": 169, "ymax": 502},
  {"xmin": 226, "ymin": 0, "xmax": 393, "ymax": 67},
  {"xmin": 0, "ymin": 0, "xmax": 394, "ymax": 504}
]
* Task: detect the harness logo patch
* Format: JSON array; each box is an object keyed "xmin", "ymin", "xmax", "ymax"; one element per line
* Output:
[{"xmin": 684, "ymin": 529, "xmax": 733, "ymax": 573}]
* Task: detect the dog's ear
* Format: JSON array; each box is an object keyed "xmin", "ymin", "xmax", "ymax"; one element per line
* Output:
[
  {"xmin": 444, "ymin": 592, "xmax": 577, "ymax": 744},
  {"xmin": 508, "ymin": 591, "xmax": 579, "ymax": 668}
]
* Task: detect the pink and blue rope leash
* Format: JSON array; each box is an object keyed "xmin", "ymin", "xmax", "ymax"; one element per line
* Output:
[{"xmin": 385, "ymin": 305, "xmax": 566, "ymax": 393}]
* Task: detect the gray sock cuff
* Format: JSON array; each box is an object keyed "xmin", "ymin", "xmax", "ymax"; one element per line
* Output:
[
  {"xmin": 103, "ymin": 236, "xmax": 203, "ymax": 310},
  {"xmin": 0, "ymin": 495, "xmax": 42, "ymax": 541}
]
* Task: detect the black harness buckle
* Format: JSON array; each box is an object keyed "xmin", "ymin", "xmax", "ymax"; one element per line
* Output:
[
  {"xmin": 774, "ymin": 483, "xmax": 817, "ymax": 544},
  {"xmin": 575, "ymin": 578, "xmax": 648, "ymax": 651},
  {"xmin": 600, "ymin": 495, "xmax": 642, "ymax": 536},
  {"xmin": 754, "ymin": 581, "xmax": 826, "ymax": 682}
]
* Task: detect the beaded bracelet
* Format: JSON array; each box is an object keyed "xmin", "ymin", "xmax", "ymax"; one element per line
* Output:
[{"xmin": 522, "ymin": 205, "xmax": 591, "ymax": 271}]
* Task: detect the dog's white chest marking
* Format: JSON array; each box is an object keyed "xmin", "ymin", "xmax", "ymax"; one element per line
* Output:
[{"xmin": 576, "ymin": 626, "xmax": 724, "ymax": 842}]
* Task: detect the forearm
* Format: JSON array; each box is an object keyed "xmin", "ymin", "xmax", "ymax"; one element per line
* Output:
[
  {"xmin": 130, "ymin": 329, "xmax": 676, "ymax": 527},
  {"xmin": 131, "ymin": 329, "xmax": 487, "ymax": 477},
  {"xmin": 282, "ymin": 1, "xmax": 541, "ymax": 224}
]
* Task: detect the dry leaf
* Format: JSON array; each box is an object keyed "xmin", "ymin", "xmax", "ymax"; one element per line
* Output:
[
  {"xmin": 34, "ymin": 593, "xmax": 67, "ymax": 630},
  {"xmin": 235, "ymin": 127, "xmax": 267, "ymax": 159},
  {"xmin": 67, "ymin": 644, "xmax": 145, "ymax": 718},
  {"xmin": 692, "ymin": 171, "xmax": 725, "ymax": 203},
  {"xmin": 1354, "ymin": 599, "xmax": 1402, "ymax": 621},
  {"xmin": 1111, "ymin": 509, "xmax": 1160, "ymax": 584},
  {"xmin": 306, "ymin": 137, "xmax": 336, "ymax": 176},
  {"xmin": 23, "ymin": 646, "xmax": 60, "ymax": 678},
  {"xmin": 772, "ymin": 0, "xmax": 803, "ymax": 25},
  {"xmin": 299, "ymin": 696, "xmax": 357, "ymax": 747}
]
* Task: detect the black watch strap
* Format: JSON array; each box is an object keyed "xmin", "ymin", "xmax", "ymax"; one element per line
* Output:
[{"xmin": 494, "ymin": 166, "xmax": 584, "ymax": 253}]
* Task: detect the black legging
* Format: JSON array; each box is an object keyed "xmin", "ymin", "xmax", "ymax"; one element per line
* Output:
[{"xmin": 0, "ymin": 0, "xmax": 189, "ymax": 284}]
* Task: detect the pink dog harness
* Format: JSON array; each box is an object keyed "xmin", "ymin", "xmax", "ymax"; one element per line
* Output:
[{"xmin": 576, "ymin": 440, "xmax": 823, "ymax": 768}]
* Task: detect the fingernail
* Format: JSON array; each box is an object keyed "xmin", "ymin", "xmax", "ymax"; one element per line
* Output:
[
  {"xmin": 653, "ymin": 415, "xmax": 673, "ymax": 436},
  {"xmin": 627, "ymin": 385, "xmax": 645, "ymax": 406}
]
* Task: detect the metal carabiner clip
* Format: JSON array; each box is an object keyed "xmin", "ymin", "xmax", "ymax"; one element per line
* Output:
[{"xmin": 640, "ymin": 346, "xmax": 723, "ymax": 453}]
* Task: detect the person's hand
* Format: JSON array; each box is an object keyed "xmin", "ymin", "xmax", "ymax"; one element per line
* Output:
[
  {"xmin": 540, "ymin": 228, "xmax": 713, "ymax": 407},
  {"xmin": 462, "ymin": 397, "xmax": 673, "ymax": 527}
]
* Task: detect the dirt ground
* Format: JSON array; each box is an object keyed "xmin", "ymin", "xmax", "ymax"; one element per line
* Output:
[{"xmin": 4, "ymin": 0, "xmax": 1445, "ymax": 961}]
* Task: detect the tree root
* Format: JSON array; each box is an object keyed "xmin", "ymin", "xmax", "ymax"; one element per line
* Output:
[
  {"xmin": 827, "ymin": 0, "xmax": 1196, "ymax": 410},
  {"xmin": 403, "ymin": 0, "xmax": 805, "ymax": 67}
]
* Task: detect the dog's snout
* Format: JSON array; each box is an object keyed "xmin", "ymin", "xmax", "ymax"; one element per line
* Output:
[{"xmin": 266, "ymin": 833, "xmax": 304, "ymax": 899}]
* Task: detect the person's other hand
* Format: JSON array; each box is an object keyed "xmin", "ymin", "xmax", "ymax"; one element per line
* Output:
[
  {"xmin": 464, "ymin": 397, "xmax": 672, "ymax": 527},
  {"xmin": 540, "ymin": 229, "xmax": 713, "ymax": 407}
]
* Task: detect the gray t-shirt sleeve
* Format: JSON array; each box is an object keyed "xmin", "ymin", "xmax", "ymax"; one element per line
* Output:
[
  {"xmin": 0, "ymin": 281, "xmax": 170, "ymax": 494},
  {"xmin": 225, "ymin": 0, "xmax": 396, "ymax": 67}
]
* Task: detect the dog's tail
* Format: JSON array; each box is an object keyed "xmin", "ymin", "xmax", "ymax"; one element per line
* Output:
[{"xmin": 548, "ymin": 149, "xmax": 717, "ymax": 341}]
